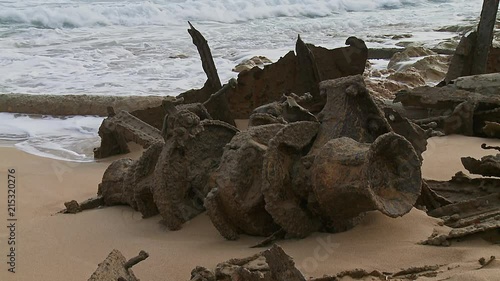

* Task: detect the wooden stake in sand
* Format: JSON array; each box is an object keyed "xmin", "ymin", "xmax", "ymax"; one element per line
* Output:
[{"xmin": 471, "ymin": 0, "xmax": 499, "ymax": 74}]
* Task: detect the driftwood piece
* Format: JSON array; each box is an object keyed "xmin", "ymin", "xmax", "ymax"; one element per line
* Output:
[
  {"xmin": 462, "ymin": 154, "xmax": 500, "ymax": 177},
  {"xmin": 94, "ymin": 110, "xmax": 163, "ymax": 159},
  {"xmin": 188, "ymin": 21, "xmax": 221, "ymax": 90},
  {"xmin": 88, "ymin": 249, "xmax": 146, "ymax": 281},
  {"xmin": 471, "ymin": 0, "xmax": 500, "ymax": 75}
]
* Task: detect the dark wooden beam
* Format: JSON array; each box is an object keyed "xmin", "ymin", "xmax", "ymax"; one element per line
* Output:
[{"xmin": 471, "ymin": 0, "xmax": 499, "ymax": 74}]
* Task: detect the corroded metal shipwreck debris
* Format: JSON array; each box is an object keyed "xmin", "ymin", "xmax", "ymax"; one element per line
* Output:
[
  {"xmin": 94, "ymin": 110, "xmax": 164, "ymax": 159},
  {"xmin": 72, "ymin": 75, "xmax": 427, "ymax": 239},
  {"xmin": 421, "ymin": 151, "xmax": 500, "ymax": 246},
  {"xmin": 88, "ymin": 249, "xmax": 149, "ymax": 281},
  {"xmin": 76, "ymin": 13, "xmax": 500, "ymax": 246},
  {"xmin": 93, "ymin": 23, "xmax": 370, "ymax": 158},
  {"xmin": 189, "ymin": 245, "xmax": 450, "ymax": 281},
  {"xmin": 394, "ymin": 84, "xmax": 500, "ymax": 137},
  {"xmin": 462, "ymin": 154, "xmax": 500, "ymax": 178},
  {"xmin": 97, "ymin": 103, "xmax": 238, "ymax": 229},
  {"xmin": 189, "ymin": 245, "xmax": 306, "ymax": 281},
  {"xmin": 205, "ymin": 75, "xmax": 422, "ymax": 239}
]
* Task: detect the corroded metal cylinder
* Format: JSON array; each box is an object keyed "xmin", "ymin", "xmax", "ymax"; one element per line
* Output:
[{"xmin": 311, "ymin": 132, "xmax": 422, "ymax": 232}]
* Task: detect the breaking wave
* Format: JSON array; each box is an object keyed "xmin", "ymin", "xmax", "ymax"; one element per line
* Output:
[{"xmin": 0, "ymin": 0, "xmax": 437, "ymax": 28}]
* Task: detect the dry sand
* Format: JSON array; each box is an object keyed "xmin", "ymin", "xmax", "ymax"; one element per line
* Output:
[{"xmin": 0, "ymin": 136, "xmax": 499, "ymax": 281}]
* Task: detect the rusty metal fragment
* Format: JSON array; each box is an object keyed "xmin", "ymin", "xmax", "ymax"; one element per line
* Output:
[
  {"xmin": 204, "ymin": 124, "xmax": 286, "ymax": 240},
  {"xmin": 154, "ymin": 118, "xmax": 238, "ymax": 230},
  {"xmin": 429, "ymin": 193, "xmax": 500, "ymax": 228},
  {"xmin": 394, "ymin": 86, "xmax": 500, "ymax": 137},
  {"xmin": 207, "ymin": 75, "xmax": 423, "ymax": 240},
  {"xmin": 383, "ymin": 107, "xmax": 429, "ymax": 161},
  {"xmin": 62, "ymin": 196, "xmax": 104, "ymax": 214},
  {"xmin": 95, "ymin": 103, "xmax": 238, "ymax": 228},
  {"xmin": 422, "ymin": 170, "xmax": 500, "ymax": 245},
  {"xmin": 249, "ymin": 94, "xmax": 317, "ymax": 127},
  {"xmin": 88, "ymin": 249, "xmax": 148, "ymax": 281},
  {"xmin": 97, "ymin": 142, "xmax": 163, "ymax": 218},
  {"xmin": 313, "ymin": 75, "xmax": 392, "ymax": 151},
  {"xmin": 190, "ymin": 245, "xmax": 305, "ymax": 281},
  {"xmin": 226, "ymin": 38, "xmax": 369, "ymax": 119},
  {"xmin": 188, "ymin": 21, "xmax": 221, "ymax": 90},
  {"xmin": 94, "ymin": 110, "xmax": 163, "ymax": 159},
  {"xmin": 296, "ymin": 35, "xmax": 321, "ymax": 97},
  {"xmin": 262, "ymin": 121, "xmax": 322, "ymax": 238},
  {"xmin": 462, "ymin": 154, "xmax": 500, "ymax": 177}
]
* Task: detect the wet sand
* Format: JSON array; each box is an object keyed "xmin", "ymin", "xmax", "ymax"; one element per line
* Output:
[{"xmin": 0, "ymin": 135, "xmax": 498, "ymax": 281}]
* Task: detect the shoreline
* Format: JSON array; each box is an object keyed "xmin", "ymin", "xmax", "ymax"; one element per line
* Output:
[{"xmin": 0, "ymin": 135, "xmax": 498, "ymax": 280}]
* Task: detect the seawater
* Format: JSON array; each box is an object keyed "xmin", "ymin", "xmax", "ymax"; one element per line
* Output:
[{"xmin": 0, "ymin": 0, "xmax": 490, "ymax": 161}]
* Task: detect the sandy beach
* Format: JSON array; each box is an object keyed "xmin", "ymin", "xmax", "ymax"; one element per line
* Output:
[{"xmin": 0, "ymin": 135, "xmax": 498, "ymax": 281}]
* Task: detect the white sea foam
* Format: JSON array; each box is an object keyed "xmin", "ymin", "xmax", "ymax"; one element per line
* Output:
[
  {"xmin": 0, "ymin": 113, "xmax": 103, "ymax": 162},
  {"xmin": 0, "ymin": 0, "xmax": 437, "ymax": 28}
]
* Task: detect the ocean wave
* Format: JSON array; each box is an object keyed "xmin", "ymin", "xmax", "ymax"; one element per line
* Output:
[
  {"xmin": 0, "ymin": 113, "xmax": 103, "ymax": 162},
  {"xmin": 0, "ymin": 0, "xmax": 438, "ymax": 28}
]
